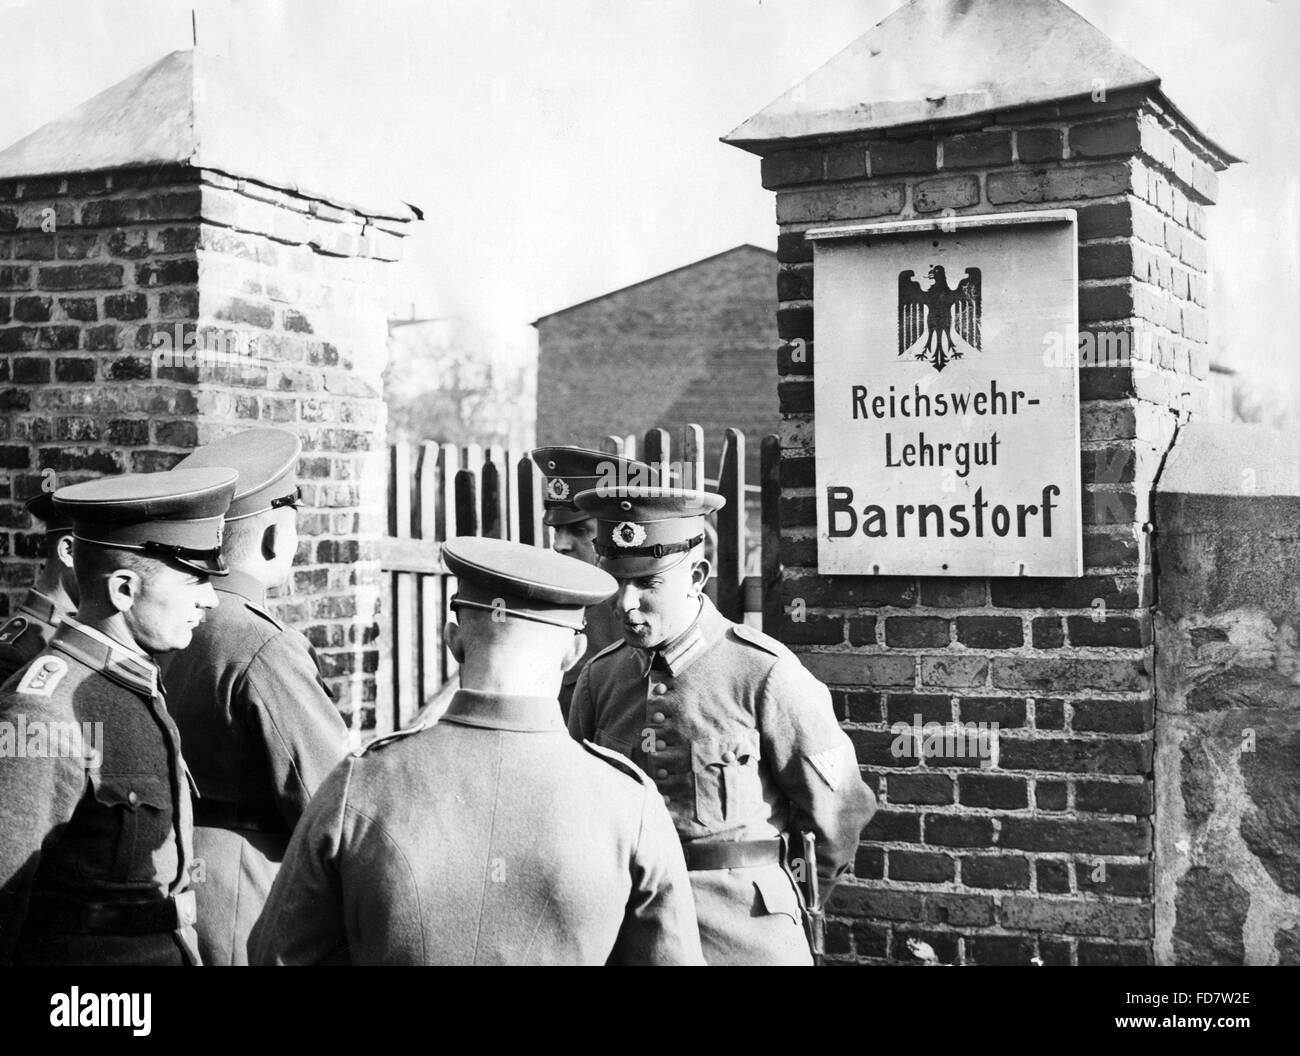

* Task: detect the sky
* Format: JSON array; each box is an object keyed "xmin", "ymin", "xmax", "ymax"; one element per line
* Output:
[{"xmin": 0, "ymin": 0, "xmax": 1296, "ymax": 411}]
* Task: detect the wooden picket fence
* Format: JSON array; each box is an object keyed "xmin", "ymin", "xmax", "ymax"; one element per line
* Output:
[{"xmin": 374, "ymin": 425, "xmax": 780, "ymax": 733}]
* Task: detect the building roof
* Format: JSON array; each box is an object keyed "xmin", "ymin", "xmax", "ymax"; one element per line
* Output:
[
  {"xmin": 724, "ymin": 0, "xmax": 1238, "ymax": 164},
  {"xmin": 533, "ymin": 244, "xmax": 777, "ymax": 326},
  {"xmin": 0, "ymin": 49, "xmax": 419, "ymax": 221}
]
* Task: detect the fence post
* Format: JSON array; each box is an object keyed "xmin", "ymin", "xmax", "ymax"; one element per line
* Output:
[
  {"xmin": 682, "ymin": 423, "xmax": 705, "ymax": 492},
  {"xmin": 516, "ymin": 452, "xmax": 542, "ymax": 546},
  {"xmin": 455, "ymin": 468, "xmax": 480, "ymax": 537},
  {"xmin": 716, "ymin": 428, "xmax": 746, "ymax": 622},
  {"xmin": 389, "ymin": 442, "xmax": 417, "ymax": 732},
  {"xmin": 644, "ymin": 427, "xmax": 670, "ymax": 485},
  {"xmin": 481, "ymin": 448, "xmax": 507, "ymax": 539}
]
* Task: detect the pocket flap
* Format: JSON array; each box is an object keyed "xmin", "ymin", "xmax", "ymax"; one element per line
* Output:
[
  {"xmin": 88, "ymin": 771, "xmax": 170, "ymax": 811},
  {"xmin": 594, "ymin": 728, "xmax": 633, "ymax": 754},
  {"xmin": 692, "ymin": 728, "xmax": 760, "ymax": 768}
]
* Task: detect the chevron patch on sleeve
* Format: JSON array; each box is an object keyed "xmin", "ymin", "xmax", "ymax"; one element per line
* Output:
[{"xmin": 807, "ymin": 743, "xmax": 848, "ymax": 791}]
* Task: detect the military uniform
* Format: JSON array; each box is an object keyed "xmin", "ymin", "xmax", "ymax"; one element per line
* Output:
[
  {"xmin": 0, "ymin": 590, "xmax": 68, "ymax": 686},
  {"xmin": 249, "ymin": 536, "xmax": 704, "ymax": 966},
  {"xmin": 161, "ymin": 570, "xmax": 348, "ymax": 965},
  {"xmin": 530, "ymin": 445, "xmax": 657, "ymax": 720},
  {"xmin": 162, "ymin": 428, "xmax": 349, "ymax": 965},
  {"xmin": 0, "ymin": 493, "xmax": 77, "ymax": 685},
  {"xmin": 0, "ymin": 468, "xmax": 236, "ymax": 966},
  {"xmin": 569, "ymin": 486, "xmax": 878, "ymax": 966}
]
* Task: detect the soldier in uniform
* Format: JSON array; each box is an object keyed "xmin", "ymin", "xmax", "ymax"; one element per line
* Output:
[
  {"xmin": 568, "ymin": 486, "xmax": 878, "ymax": 966},
  {"xmin": 249, "ymin": 536, "xmax": 704, "ymax": 966},
  {"xmin": 530, "ymin": 446, "xmax": 654, "ymax": 720},
  {"xmin": 161, "ymin": 428, "xmax": 349, "ymax": 965},
  {"xmin": 0, "ymin": 492, "xmax": 79, "ymax": 684},
  {"xmin": 0, "ymin": 467, "xmax": 237, "ymax": 966}
]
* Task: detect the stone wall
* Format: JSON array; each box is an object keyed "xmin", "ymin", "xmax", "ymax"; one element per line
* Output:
[
  {"xmin": 762, "ymin": 92, "xmax": 1229, "ymax": 964},
  {"xmin": 1153, "ymin": 422, "xmax": 1300, "ymax": 965},
  {"xmin": 0, "ymin": 164, "xmax": 409, "ymax": 728}
]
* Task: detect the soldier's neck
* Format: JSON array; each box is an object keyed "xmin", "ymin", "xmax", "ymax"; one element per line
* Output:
[
  {"xmin": 73, "ymin": 606, "xmax": 149, "ymax": 657},
  {"xmin": 458, "ymin": 653, "xmax": 563, "ymax": 700},
  {"xmin": 33, "ymin": 567, "xmax": 74, "ymax": 614}
]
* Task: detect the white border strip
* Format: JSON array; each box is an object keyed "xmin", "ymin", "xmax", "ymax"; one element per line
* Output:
[{"xmin": 806, "ymin": 209, "xmax": 1076, "ymax": 241}]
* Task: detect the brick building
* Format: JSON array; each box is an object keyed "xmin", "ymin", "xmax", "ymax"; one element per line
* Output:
[
  {"xmin": 0, "ymin": 50, "xmax": 418, "ymax": 727},
  {"xmin": 726, "ymin": 0, "xmax": 1237, "ymax": 964},
  {"xmin": 534, "ymin": 244, "xmax": 777, "ymax": 481}
]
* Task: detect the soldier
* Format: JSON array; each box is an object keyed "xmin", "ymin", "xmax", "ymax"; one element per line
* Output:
[
  {"xmin": 0, "ymin": 493, "xmax": 79, "ymax": 685},
  {"xmin": 249, "ymin": 536, "xmax": 704, "ymax": 965},
  {"xmin": 568, "ymin": 486, "xmax": 878, "ymax": 966},
  {"xmin": 530, "ymin": 446, "xmax": 654, "ymax": 720},
  {"xmin": 161, "ymin": 428, "xmax": 349, "ymax": 965},
  {"xmin": 0, "ymin": 467, "xmax": 237, "ymax": 966}
]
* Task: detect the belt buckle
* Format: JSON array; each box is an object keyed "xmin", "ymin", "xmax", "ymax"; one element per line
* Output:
[{"xmin": 173, "ymin": 889, "xmax": 197, "ymax": 928}]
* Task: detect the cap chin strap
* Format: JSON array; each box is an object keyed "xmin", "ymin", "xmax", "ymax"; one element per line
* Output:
[
  {"xmin": 593, "ymin": 533, "xmax": 704, "ymax": 560},
  {"xmin": 73, "ymin": 534, "xmax": 227, "ymax": 572},
  {"xmin": 450, "ymin": 596, "xmax": 586, "ymax": 632},
  {"xmin": 224, "ymin": 487, "xmax": 303, "ymax": 521}
]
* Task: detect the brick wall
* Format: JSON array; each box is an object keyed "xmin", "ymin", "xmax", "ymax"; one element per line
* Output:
[
  {"xmin": 0, "ymin": 164, "xmax": 409, "ymax": 729},
  {"xmin": 762, "ymin": 91, "xmax": 1229, "ymax": 964},
  {"xmin": 536, "ymin": 244, "xmax": 777, "ymax": 480}
]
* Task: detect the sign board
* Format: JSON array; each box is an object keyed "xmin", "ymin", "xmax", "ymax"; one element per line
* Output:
[{"xmin": 809, "ymin": 211, "xmax": 1081, "ymax": 578}]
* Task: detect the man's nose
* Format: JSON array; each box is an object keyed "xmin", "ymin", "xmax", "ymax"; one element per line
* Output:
[
  {"xmin": 198, "ymin": 581, "xmax": 220, "ymax": 608},
  {"xmin": 616, "ymin": 582, "xmax": 639, "ymax": 612}
]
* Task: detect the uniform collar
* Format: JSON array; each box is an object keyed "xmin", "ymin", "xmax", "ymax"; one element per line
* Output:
[
  {"xmin": 440, "ymin": 689, "xmax": 566, "ymax": 732},
  {"xmin": 19, "ymin": 588, "xmax": 62, "ymax": 625},
  {"xmin": 216, "ymin": 569, "xmax": 267, "ymax": 607},
  {"xmin": 637, "ymin": 595, "xmax": 723, "ymax": 677},
  {"xmin": 51, "ymin": 617, "xmax": 159, "ymax": 700}
]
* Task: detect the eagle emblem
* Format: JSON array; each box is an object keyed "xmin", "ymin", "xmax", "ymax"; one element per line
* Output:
[
  {"xmin": 898, "ymin": 265, "xmax": 982, "ymax": 372},
  {"xmin": 545, "ymin": 477, "xmax": 570, "ymax": 501},
  {"xmin": 612, "ymin": 521, "xmax": 647, "ymax": 548}
]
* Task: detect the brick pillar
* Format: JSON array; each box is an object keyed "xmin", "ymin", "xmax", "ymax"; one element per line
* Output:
[
  {"xmin": 727, "ymin": 15, "xmax": 1236, "ymax": 963},
  {"xmin": 0, "ymin": 60, "xmax": 415, "ymax": 729}
]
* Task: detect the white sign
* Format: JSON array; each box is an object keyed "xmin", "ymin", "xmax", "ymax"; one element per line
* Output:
[{"xmin": 809, "ymin": 211, "xmax": 1081, "ymax": 578}]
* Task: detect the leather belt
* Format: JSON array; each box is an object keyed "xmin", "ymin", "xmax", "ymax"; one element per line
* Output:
[
  {"xmin": 26, "ymin": 889, "xmax": 197, "ymax": 935},
  {"xmin": 682, "ymin": 838, "xmax": 782, "ymax": 872},
  {"xmin": 194, "ymin": 799, "xmax": 288, "ymax": 834}
]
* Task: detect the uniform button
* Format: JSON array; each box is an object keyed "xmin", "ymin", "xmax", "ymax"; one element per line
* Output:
[
  {"xmin": 656, "ymin": 740, "xmax": 667, "ymax": 751},
  {"xmin": 721, "ymin": 750, "xmax": 737, "ymax": 764},
  {"xmin": 656, "ymin": 768, "xmax": 668, "ymax": 779},
  {"xmin": 651, "ymin": 683, "xmax": 668, "ymax": 697},
  {"xmin": 127, "ymin": 791, "xmax": 140, "ymax": 806},
  {"xmin": 652, "ymin": 711, "xmax": 666, "ymax": 723}
]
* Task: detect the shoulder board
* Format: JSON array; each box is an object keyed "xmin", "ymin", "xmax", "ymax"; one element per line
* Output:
[
  {"xmin": 14, "ymin": 655, "xmax": 69, "ymax": 698},
  {"xmin": 355, "ymin": 719, "xmax": 430, "ymax": 757},
  {"xmin": 589, "ymin": 637, "xmax": 627, "ymax": 663},
  {"xmin": 731, "ymin": 622, "xmax": 786, "ymax": 657},
  {"xmin": 244, "ymin": 601, "xmax": 287, "ymax": 633},
  {"xmin": 581, "ymin": 739, "xmax": 652, "ymax": 787},
  {"xmin": 0, "ymin": 616, "xmax": 36, "ymax": 649}
]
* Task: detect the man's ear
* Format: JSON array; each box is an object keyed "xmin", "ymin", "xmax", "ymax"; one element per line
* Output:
[
  {"xmin": 106, "ymin": 568, "xmax": 140, "ymax": 614},
  {"xmin": 261, "ymin": 521, "xmax": 279, "ymax": 562},
  {"xmin": 689, "ymin": 557, "xmax": 711, "ymax": 596},
  {"xmin": 444, "ymin": 620, "xmax": 465, "ymax": 664},
  {"xmin": 55, "ymin": 534, "xmax": 75, "ymax": 570},
  {"xmin": 560, "ymin": 631, "xmax": 588, "ymax": 674}
]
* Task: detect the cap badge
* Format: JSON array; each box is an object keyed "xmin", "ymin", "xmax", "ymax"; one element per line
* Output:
[
  {"xmin": 612, "ymin": 521, "xmax": 647, "ymax": 548},
  {"xmin": 545, "ymin": 477, "xmax": 570, "ymax": 501}
]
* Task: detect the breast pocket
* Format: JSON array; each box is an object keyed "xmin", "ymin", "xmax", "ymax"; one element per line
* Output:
[
  {"xmin": 82, "ymin": 771, "xmax": 172, "ymax": 882},
  {"xmin": 692, "ymin": 730, "xmax": 762, "ymax": 829}
]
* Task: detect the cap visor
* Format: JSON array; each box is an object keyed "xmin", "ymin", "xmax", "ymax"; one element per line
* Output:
[
  {"xmin": 171, "ymin": 554, "xmax": 229, "ymax": 577},
  {"xmin": 599, "ymin": 550, "xmax": 694, "ymax": 578},
  {"xmin": 543, "ymin": 508, "xmax": 589, "ymax": 527}
]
